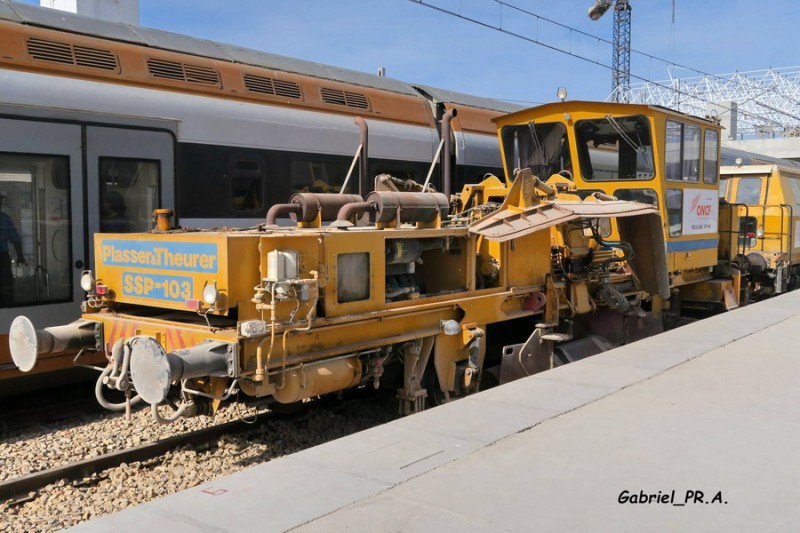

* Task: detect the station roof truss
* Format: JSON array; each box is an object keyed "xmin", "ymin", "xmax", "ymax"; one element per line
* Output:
[{"xmin": 617, "ymin": 67, "xmax": 800, "ymax": 138}]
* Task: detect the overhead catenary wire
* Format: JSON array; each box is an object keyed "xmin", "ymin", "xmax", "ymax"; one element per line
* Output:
[{"xmin": 409, "ymin": 0, "xmax": 800, "ymax": 136}]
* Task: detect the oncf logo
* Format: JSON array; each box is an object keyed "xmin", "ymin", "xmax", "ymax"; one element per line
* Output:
[{"xmin": 689, "ymin": 194, "xmax": 712, "ymax": 217}]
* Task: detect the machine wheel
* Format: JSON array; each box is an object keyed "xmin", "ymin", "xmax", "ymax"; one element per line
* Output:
[{"xmin": 422, "ymin": 362, "xmax": 447, "ymax": 408}]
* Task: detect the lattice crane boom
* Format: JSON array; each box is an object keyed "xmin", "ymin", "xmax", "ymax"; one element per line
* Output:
[{"xmin": 588, "ymin": 0, "xmax": 631, "ymax": 103}]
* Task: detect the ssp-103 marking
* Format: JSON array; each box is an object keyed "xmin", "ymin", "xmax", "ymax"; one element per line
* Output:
[{"xmin": 122, "ymin": 272, "xmax": 193, "ymax": 302}]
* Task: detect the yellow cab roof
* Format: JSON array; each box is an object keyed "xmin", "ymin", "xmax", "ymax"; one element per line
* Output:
[{"xmin": 492, "ymin": 100, "xmax": 717, "ymax": 128}]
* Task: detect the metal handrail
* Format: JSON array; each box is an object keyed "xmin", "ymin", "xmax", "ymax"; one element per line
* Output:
[{"xmin": 35, "ymin": 265, "xmax": 49, "ymax": 301}]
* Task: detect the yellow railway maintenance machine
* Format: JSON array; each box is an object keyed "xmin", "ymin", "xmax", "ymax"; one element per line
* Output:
[
  {"xmin": 492, "ymin": 101, "xmax": 741, "ymax": 316},
  {"xmin": 8, "ymin": 170, "xmax": 667, "ymax": 422},
  {"xmin": 719, "ymin": 163, "xmax": 800, "ymax": 298}
]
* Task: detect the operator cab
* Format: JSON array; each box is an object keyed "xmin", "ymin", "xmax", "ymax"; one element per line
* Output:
[{"xmin": 494, "ymin": 101, "xmax": 722, "ymax": 282}]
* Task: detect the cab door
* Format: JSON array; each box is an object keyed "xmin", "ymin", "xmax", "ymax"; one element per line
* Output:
[{"xmin": 85, "ymin": 126, "xmax": 175, "ymax": 269}]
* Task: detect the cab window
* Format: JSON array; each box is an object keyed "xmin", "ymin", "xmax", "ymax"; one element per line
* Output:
[
  {"xmin": 665, "ymin": 120, "xmax": 700, "ymax": 182},
  {"xmin": 785, "ymin": 177, "xmax": 800, "ymax": 205},
  {"xmin": 735, "ymin": 177, "xmax": 762, "ymax": 205},
  {"xmin": 703, "ymin": 130, "xmax": 719, "ymax": 184},
  {"xmin": 666, "ymin": 188, "xmax": 683, "ymax": 237},
  {"xmin": 575, "ymin": 115, "xmax": 654, "ymax": 181},
  {"xmin": 719, "ymin": 179, "xmax": 729, "ymax": 199},
  {"xmin": 500, "ymin": 122, "xmax": 569, "ymax": 181},
  {"xmin": 614, "ymin": 188, "xmax": 659, "ymax": 208}
]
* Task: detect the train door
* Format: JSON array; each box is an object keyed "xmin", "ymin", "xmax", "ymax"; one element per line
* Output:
[
  {"xmin": 0, "ymin": 118, "xmax": 84, "ymax": 374},
  {"xmin": 85, "ymin": 127, "xmax": 175, "ymax": 269}
]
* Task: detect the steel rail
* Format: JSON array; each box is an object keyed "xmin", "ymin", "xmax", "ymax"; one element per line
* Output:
[{"xmin": 0, "ymin": 417, "xmax": 264, "ymax": 503}]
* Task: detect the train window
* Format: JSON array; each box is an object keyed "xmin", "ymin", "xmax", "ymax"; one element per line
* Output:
[
  {"xmin": 613, "ymin": 188, "xmax": 659, "ymax": 208},
  {"xmin": 575, "ymin": 115, "xmax": 654, "ymax": 181},
  {"xmin": 290, "ymin": 159, "xmax": 350, "ymax": 194},
  {"xmin": 0, "ymin": 154, "xmax": 71, "ymax": 307},
  {"xmin": 99, "ymin": 158, "xmax": 160, "ymax": 232},
  {"xmin": 372, "ymin": 162, "xmax": 429, "ymax": 188},
  {"xmin": 500, "ymin": 122, "xmax": 568, "ymax": 181},
  {"xmin": 735, "ymin": 177, "xmax": 762, "ymax": 205},
  {"xmin": 666, "ymin": 188, "xmax": 683, "ymax": 237},
  {"xmin": 230, "ymin": 156, "xmax": 264, "ymax": 212},
  {"xmin": 337, "ymin": 252, "xmax": 370, "ymax": 303},
  {"xmin": 665, "ymin": 120, "xmax": 700, "ymax": 183},
  {"xmin": 703, "ymin": 130, "xmax": 719, "ymax": 184}
]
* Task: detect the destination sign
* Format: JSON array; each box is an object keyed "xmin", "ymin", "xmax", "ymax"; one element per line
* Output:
[{"xmin": 101, "ymin": 239, "xmax": 218, "ymax": 273}]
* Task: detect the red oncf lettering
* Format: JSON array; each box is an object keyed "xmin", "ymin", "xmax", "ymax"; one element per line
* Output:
[{"xmin": 696, "ymin": 205, "xmax": 712, "ymax": 216}]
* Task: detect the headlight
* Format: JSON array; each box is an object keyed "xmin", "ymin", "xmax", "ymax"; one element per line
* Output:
[
  {"xmin": 756, "ymin": 228, "xmax": 764, "ymax": 238},
  {"xmin": 80, "ymin": 270, "xmax": 95, "ymax": 292},
  {"xmin": 440, "ymin": 319, "xmax": 461, "ymax": 336},
  {"xmin": 202, "ymin": 281, "xmax": 219, "ymax": 305}
]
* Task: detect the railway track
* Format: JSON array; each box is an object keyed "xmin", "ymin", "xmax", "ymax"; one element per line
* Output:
[
  {"xmin": 0, "ymin": 387, "xmax": 400, "ymax": 532},
  {"xmin": 0, "ymin": 417, "xmax": 263, "ymax": 504}
]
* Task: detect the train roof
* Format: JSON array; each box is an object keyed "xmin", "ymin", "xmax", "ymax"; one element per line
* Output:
[
  {"xmin": 720, "ymin": 146, "xmax": 800, "ymax": 169},
  {"xmin": 414, "ymin": 85, "xmax": 524, "ymax": 114},
  {"xmin": 720, "ymin": 163, "xmax": 800, "ymax": 176},
  {"xmin": 0, "ymin": 0, "xmax": 519, "ymax": 113}
]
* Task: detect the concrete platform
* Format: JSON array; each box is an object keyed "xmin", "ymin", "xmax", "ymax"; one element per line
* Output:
[{"xmin": 70, "ymin": 291, "xmax": 800, "ymax": 532}]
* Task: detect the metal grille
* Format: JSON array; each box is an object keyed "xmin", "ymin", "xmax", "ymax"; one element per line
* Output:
[
  {"xmin": 274, "ymin": 79, "xmax": 302, "ymax": 99},
  {"xmin": 73, "ymin": 45, "xmax": 118, "ymax": 70},
  {"xmin": 146, "ymin": 58, "xmax": 184, "ymax": 81},
  {"xmin": 147, "ymin": 58, "xmax": 220, "ymax": 86},
  {"xmin": 243, "ymin": 74, "xmax": 302, "ymax": 99},
  {"xmin": 320, "ymin": 88, "xmax": 370, "ymax": 110},
  {"xmin": 26, "ymin": 38, "xmax": 72, "ymax": 64},
  {"xmin": 27, "ymin": 38, "xmax": 118, "ymax": 71},
  {"xmin": 184, "ymin": 64, "xmax": 219, "ymax": 85}
]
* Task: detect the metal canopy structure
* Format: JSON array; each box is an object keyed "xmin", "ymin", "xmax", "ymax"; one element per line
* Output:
[{"xmin": 618, "ymin": 67, "xmax": 800, "ymax": 138}]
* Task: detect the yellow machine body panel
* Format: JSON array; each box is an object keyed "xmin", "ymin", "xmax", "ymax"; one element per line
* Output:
[
  {"xmin": 720, "ymin": 164, "xmax": 800, "ymax": 265},
  {"xmin": 719, "ymin": 163, "xmax": 800, "ymax": 296},
  {"xmin": 68, "ymin": 173, "xmax": 663, "ymax": 416},
  {"xmin": 94, "ymin": 232, "xmax": 261, "ymax": 316}
]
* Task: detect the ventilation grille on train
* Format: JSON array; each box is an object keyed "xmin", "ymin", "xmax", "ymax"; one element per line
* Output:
[
  {"xmin": 320, "ymin": 88, "xmax": 370, "ymax": 110},
  {"xmin": 26, "ymin": 38, "xmax": 119, "ymax": 71},
  {"xmin": 147, "ymin": 58, "xmax": 221, "ymax": 86},
  {"xmin": 243, "ymin": 74, "xmax": 303, "ymax": 99}
]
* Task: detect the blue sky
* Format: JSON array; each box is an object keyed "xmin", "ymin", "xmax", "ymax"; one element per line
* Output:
[{"xmin": 17, "ymin": 0, "xmax": 800, "ymax": 106}]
